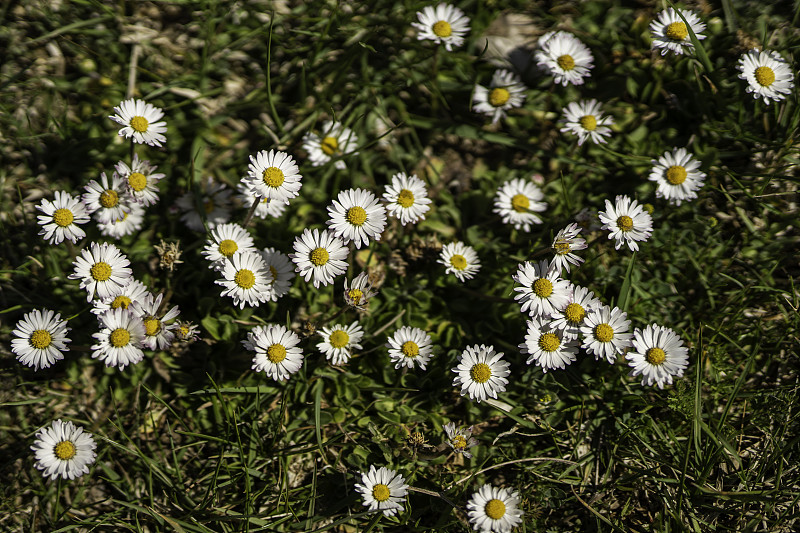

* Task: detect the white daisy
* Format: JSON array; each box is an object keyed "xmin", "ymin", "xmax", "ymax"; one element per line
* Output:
[
  {"xmin": 626, "ymin": 324, "xmax": 689, "ymax": 388},
  {"xmin": 452, "ymin": 344, "xmax": 510, "ymax": 403},
  {"xmin": 354, "ymin": 465, "xmax": 409, "ymax": 517},
  {"xmin": 650, "ymin": 8, "xmax": 706, "ymax": 56},
  {"xmin": 317, "ymin": 321, "xmax": 364, "ymax": 365},
  {"xmin": 512, "ymin": 260, "xmax": 572, "ymax": 317},
  {"xmin": 466, "ymin": 484, "xmax": 524, "ymax": 533},
  {"xmin": 91, "ymin": 279, "xmax": 150, "ymax": 316},
  {"xmin": 737, "ymin": 49, "xmax": 795, "ymax": 104},
  {"xmin": 215, "ymin": 251, "xmax": 274, "ymax": 309},
  {"xmin": 438, "ymin": 241, "xmax": 481, "ymax": 282},
  {"xmin": 259, "ymin": 247, "xmax": 296, "ymax": 301},
  {"xmin": 97, "ymin": 201, "xmax": 145, "ymax": 239},
  {"xmin": 236, "ymin": 181, "xmax": 289, "ymax": 219},
  {"xmin": 535, "ymin": 31, "xmax": 594, "ymax": 86},
  {"xmin": 31, "ymin": 420, "xmax": 97, "ymax": 481},
  {"xmin": 11, "ymin": 309, "xmax": 71, "ymax": 370},
  {"xmin": 598, "ymin": 195, "xmax": 654, "ymax": 251},
  {"xmin": 302, "ymin": 121, "xmax": 359, "ymax": 170},
  {"xmin": 493, "ymin": 178, "xmax": 547, "ymax": 232},
  {"xmin": 83, "ymin": 171, "xmax": 129, "ymax": 225},
  {"xmin": 201, "ymin": 223, "xmax": 256, "ymax": 270},
  {"xmin": 36, "ymin": 191, "xmax": 90, "ymax": 245},
  {"xmin": 382, "ymin": 172, "xmax": 432, "ymax": 226},
  {"xmin": 472, "ymin": 69, "xmax": 527, "ymax": 124},
  {"xmin": 519, "ymin": 316, "xmax": 580, "ymax": 373},
  {"xmin": 560, "ymin": 99, "xmax": 614, "ymax": 145},
  {"xmin": 580, "ymin": 305, "xmax": 633, "ymax": 364},
  {"xmin": 176, "ymin": 320, "xmax": 200, "ymax": 342},
  {"xmin": 69, "ymin": 242, "xmax": 133, "ymax": 302},
  {"xmin": 549, "ymin": 284, "xmax": 602, "ymax": 340},
  {"xmin": 411, "ymin": 3, "xmax": 470, "ymax": 52},
  {"xmin": 243, "ymin": 324, "xmax": 304, "ymax": 382},
  {"xmin": 290, "ymin": 228, "xmax": 349, "ymax": 288},
  {"xmin": 129, "ymin": 292, "xmax": 180, "ymax": 351},
  {"xmin": 115, "ymin": 154, "xmax": 164, "ymax": 207},
  {"xmin": 387, "ymin": 326, "xmax": 434, "ymax": 370},
  {"xmin": 344, "ymin": 271, "xmax": 377, "ymax": 310},
  {"xmin": 550, "ymin": 222, "xmax": 588, "ymax": 275},
  {"xmin": 443, "ymin": 422, "xmax": 477, "ymax": 458},
  {"xmin": 244, "ymin": 149, "xmax": 302, "ymax": 203},
  {"xmin": 109, "ymin": 98, "xmax": 167, "ymax": 147},
  {"xmin": 326, "ymin": 188, "xmax": 387, "ymax": 249},
  {"xmin": 648, "ymin": 147, "xmax": 706, "ymax": 206},
  {"xmin": 175, "ymin": 177, "xmax": 233, "ymax": 232},
  {"xmin": 91, "ymin": 307, "xmax": 146, "ymax": 370}
]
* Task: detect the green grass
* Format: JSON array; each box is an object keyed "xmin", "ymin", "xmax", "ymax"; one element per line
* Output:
[{"xmin": 1, "ymin": 0, "xmax": 799, "ymax": 531}]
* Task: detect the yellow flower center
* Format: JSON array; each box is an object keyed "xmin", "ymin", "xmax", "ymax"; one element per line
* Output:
[
  {"xmin": 269, "ymin": 265, "xmax": 278, "ymax": 282},
  {"xmin": 594, "ymin": 323, "xmax": 614, "ymax": 343},
  {"xmin": 485, "ymin": 499, "xmax": 507, "ymax": 520},
  {"xmin": 143, "ymin": 317, "xmax": 161, "ymax": 336},
  {"xmin": 397, "ymin": 189, "xmax": 415, "ymax": 208},
  {"xmin": 30, "ymin": 329, "xmax": 52, "ymax": 349},
  {"xmin": 348, "ymin": 288, "xmax": 363, "ymax": 304},
  {"xmin": 53, "ymin": 208, "xmax": 74, "ymax": 227},
  {"xmin": 470, "ymin": 362, "xmax": 492, "ymax": 383},
  {"xmin": 665, "ymin": 21, "xmax": 688, "ymax": 41},
  {"xmin": 129, "ymin": 115, "xmax": 149, "ymax": 133},
  {"xmin": 511, "ymin": 194, "xmax": 529, "ymax": 213},
  {"xmin": 616, "ymin": 215, "xmax": 633, "ymax": 232},
  {"xmin": 329, "ymin": 330, "xmax": 350, "ymax": 349},
  {"xmin": 204, "ymin": 198, "xmax": 215, "ymax": 214},
  {"xmin": 267, "ymin": 344, "xmax": 287, "ymax": 363},
  {"xmin": 554, "ymin": 242, "xmax": 571, "ymax": 255},
  {"xmin": 346, "ymin": 206, "xmax": 368, "ymax": 226},
  {"xmin": 532, "ymin": 278, "xmax": 553, "ymax": 298},
  {"xmin": 449, "ymin": 254, "xmax": 467, "ymax": 270},
  {"xmin": 580, "ymin": 115, "xmax": 597, "ymax": 131},
  {"xmin": 110, "ymin": 327, "xmax": 131, "ymax": 347},
  {"xmin": 218, "ymin": 239, "xmax": 238, "ymax": 257},
  {"xmin": 234, "ymin": 269, "xmax": 256, "ymax": 289},
  {"xmin": 432, "ymin": 20, "xmax": 452, "ymax": 37},
  {"xmin": 755, "ymin": 66, "xmax": 775, "ymax": 87},
  {"xmin": 310, "ymin": 247, "xmax": 329, "ymax": 266},
  {"xmin": 452, "ymin": 435, "xmax": 467, "ymax": 449},
  {"xmin": 372, "ymin": 483, "xmax": 391, "ymax": 502},
  {"xmin": 179, "ymin": 324, "xmax": 191, "ymax": 337},
  {"xmin": 646, "ymin": 347, "xmax": 667, "ymax": 365},
  {"xmin": 90, "ymin": 261, "xmax": 112, "ymax": 281},
  {"xmin": 321, "ymin": 136, "xmax": 339, "ymax": 156},
  {"xmin": 128, "ymin": 172, "xmax": 147, "ymax": 192},
  {"xmin": 538, "ymin": 332, "xmax": 561, "ymax": 352},
  {"xmin": 111, "ymin": 295, "xmax": 132, "ymax": 309},
  {"xmin": 557, "ymin": 54, "xmax": 575, "ymax": 71},
  {"xmin": 54, "ymin": 440, "xmax": 77, "ymax": 460},
  {"xmin": 401, "ymin": 341, "xmax": 419, "ymax": 358},
  {"xmin": 564, "ymin": 303, "xmax": 586, "ymax": 324},
  {"xmin": 666, "ymin": 165, "xmax": 687, "ymax": 185},
  {"xmin": 262, "ymin": 166, "xmax": 285, "ymax": 187},
  {"xmin": 488, "ymin": 87, "xmax": 510, "ymax": 107},
  {"xmin": 100, "ymin": 189, "xmax": 119, "ymax": 208}
]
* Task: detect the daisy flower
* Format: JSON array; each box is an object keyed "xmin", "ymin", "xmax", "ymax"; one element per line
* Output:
[
  {"xmin": 575, "ymin": 206, "xmax": 601, "ymax": 232},
  {"xmin": 382, "ymin": 172, "xmax": 432, "ymax": 225},
  {"xmin": 36, "ymin": 191, "xmax": 90, "ymax": 245},
  {"xmin": 259, "ymin": 247, "xmax": 295, "ymax": 301},
  {"xmin": 466, "ymin": 484, "xmax": 524, "ymax": 533},
  {"xmin": 91, "ymin": 279, "xmax": 150, "ymax": 316},
  {"xmin": 244, "ymin": 149, "xmax": 302, "ymax": 203},
  {"xmin": 109, "ymin": 98, "xmax": 167, "ymax": 147},
  {"xmin": 129, "ymin": 292, "xmax": 180, "ymax": 350},
  {"xmin": 31, "ymin": 420, "xmax": 97, "ymax": 480},
  {"xmin": 737, "ymin": 49, "xmax": 795, "ymax": 104},
  {"xmin": 175, "ymin": 177, "xmax": 233, "ymax": 232},
  {"xmin": 201, "ymin": 223, "xmax": 256, "ymax": 270},
  {"xmin": 97, "ymin": 201, "xmax": 145, "ymax": 239},
  {"xmin": 83, "ymin": 171, "xmax": 129, "ymax": 225},
  {"xmin": 176, "ymin": 320, "xmax": 200, "ymax": 342},
  {"xmin": 236, "ymin": 181, "xmax": 289, "ymax": 219},
  {"xmin": 549, "ymin": 284, "xmax": 602, "ymax": 340},
  {"xmin": 69, "ymin": 242, "xmax": 133, "ymax": 302},
  {"xmin": 512, "ymin": 260, "xmax": 572, "ymax": 317},
  {"xmin": 650, "ymin": 8, "xmax": 706, "ymax": 56},
  {"xmin": 626, "ymin": 324, "xmax": 689, "ymax": 388},
  {"xmin": 598, "ymin": 195, "xmax": 654, "ymax": 251},
  {"xmin": 411, "ymin": 3, "xmax": 470, "ymax": 52},
  {"xmin": 580, "ymin": 305, "xmax": 633, "ymax": 364},
  {"xmin": 493, "ymin": 178, "xmax": 547, "ymax": 232},
  {"xmin": 290, "ymin": 228, "xmax": 349, "ymax": 288},
  {"xmin": 443, "ymin": 422, "xmax": 477, "ymax": 458},
  {"xmin": 438, "ymin": 241, "xmax": 481, "ymax": 282},
  {"xmin": 560, "ymin": 99, "xmax": 614, "ymax": 145},
  {"xmin": 303, "ymin": 121, "xmax": 359, "ymax": 170},
  {"xmin": 648, "ymin": 147, "xmax": 706, "ymax": 206},
  {"xmin": 387, "ymin": 326, "xmax": 434, "ymax": 370},
  {"xmin": 317, "ymin": 321, "xmax": 364, "ymax": 365},
  {"xmin": 550, "ymin": 222, "xmax": 588, "ymax": 274},
  {"xmin": 11, "ymin": 309, "xmax": 71, "ymax": 370},
  {"xmin": 472, "ymin": 69, "xmax": 527, "ymax": 124},
  {"xmin": 354, "ymin": 465, "xmax": 409, "ymax": 517},
  {"xmin": 215, "ymin": 251, "xmax": 273, "ymax": 309},
  {"xmin": 115, "ymin": 154, "xmax": 164, "ymax": 207},
  {"xmin": 519, "ymin": 316, "xmax": 580, "ymax": 373},
  {"xmin": 535, "ymin": 31, "xmax": 594, "ymax": 86},
  {"xmin": 91, "ymin": 308, "xmax": 146, "ymax": 370},
  {"xmin": 344, "ymin": 271, "xmax": 377, "ymax": 310},
  {"xmin": 243, "ymin": 324, "xmax": 304, "ymax": 382},
  {"xmin": 327, "ymin": 188, "xmax": 387, "ymax": 249},
  {"xmin": 452, "ymin": 344, "xmax": 510, "ymax": 403}
]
